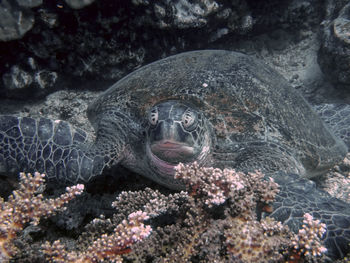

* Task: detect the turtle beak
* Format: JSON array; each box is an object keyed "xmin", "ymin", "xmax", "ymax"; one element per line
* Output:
[
  {"xmin": 150, "ymin": 140, "xmax": 194, "ymax": 163},
  {"xmin": 155, "ymin": 140, "xmax": 184, "ymax": 149}
]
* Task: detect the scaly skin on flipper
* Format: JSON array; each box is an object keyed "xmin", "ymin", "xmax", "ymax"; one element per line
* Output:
[
  {"xmin": 0, "ymin": 116, "xmax": 113, "ymax": 183},
  {"xmin": 269, "ymin": 172, "xmax": 350, "ymax": 259},
  {"xmin": 0, "ymin": 50, "xmax": 349, "ymax": 259},
  {"xmin": 315, "ymin": 103, "xmax": 350, "ymax": 148}
]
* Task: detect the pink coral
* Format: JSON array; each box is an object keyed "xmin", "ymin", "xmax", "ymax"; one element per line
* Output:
[
  {"xmin": 175, "ymin": 162, "xmax": 279, "ymax": 212},
  {"xmin": 0, "ymin": 172, "xmax": 84, "ymax": 262},
  {"xmin": 172, "ymin": 162, "xmax": 327, "ymax": 262},
  {"xmin": 42, "ymin": 211, "xmax": 151, "ymax": 263},
  {"xmin": 291, "ymin": 213, "xmax": 327, "ymax": 259},
  {"xmin": 175, "ymin": 162, "xmax": 245, "ymax": 207}
]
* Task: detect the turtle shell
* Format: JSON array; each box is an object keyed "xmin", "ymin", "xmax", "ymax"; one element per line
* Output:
[{"xmin": 88, "ymin": 50, "xmax": 347, "ymax": 177}]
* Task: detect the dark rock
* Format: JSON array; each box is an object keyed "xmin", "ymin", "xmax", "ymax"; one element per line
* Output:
[
  {"xmin": 248, "ymin": 0, "xmax": 322, "ymax": 32},
  {"xmin": 34, "ymin": 70, "xmax": 58, "ymax": 89},
  {"xmin": 0, "ymin": 0, "xmax": 35, "ymax": 41},
  {"xmin": 2, "ymin": 66, "xmax": 33, "ymax": 90},
  {"xmin": 16, "ymin": 0, "xmax": 43, "ymax": 8},
  {"xmin": 64, "ymin": 0, "xmax": 96, "ymax": 9},
  {"xmin": 318, "ymin": 1, "xmax": 350, "ymax": 88},
  {"xmin": 0, "ymin": 0, "xmax": 324, "ymax": 99},
  {"xmin": 2, "ymin": 58, "xmax": 57, "ymax": 92}
]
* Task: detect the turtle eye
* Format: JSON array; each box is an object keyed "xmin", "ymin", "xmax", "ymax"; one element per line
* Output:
[
  {"xmin": 182, "ymin": 109, "xmax": 197, "ymax": 131},
  {"xmin": 149, "ymin": 107, "xmax": 158, "ymax": 126}
]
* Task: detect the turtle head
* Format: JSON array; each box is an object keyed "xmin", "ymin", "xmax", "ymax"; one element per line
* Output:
[{"xmin": 146, "ymin": 100, "xmax": 211, "ymax": 177}]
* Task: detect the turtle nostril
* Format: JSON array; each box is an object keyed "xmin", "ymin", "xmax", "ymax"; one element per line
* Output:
[{"xmin": 165, "ymin": 119, "xmax": 174, "ymax": 125}]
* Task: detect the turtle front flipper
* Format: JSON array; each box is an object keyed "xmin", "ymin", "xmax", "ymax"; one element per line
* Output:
[
  {"xmin": 314, "ymin": 103, "xmax": 350, "ymax": 148},
  {"xmin": 266, "ymin": 172, "xmax": 350, "ymax": 260},
  {"xmin": 0, "ymin": 115, "xmax": 112, "ymax": 184}
]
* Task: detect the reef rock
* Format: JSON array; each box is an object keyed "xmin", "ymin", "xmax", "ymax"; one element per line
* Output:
[
  {"xmin": 318, "ymin": 1, "xmax": 350, "ymax": 88},
  {"xmin": 0, "ymin": 0, "xmax": 35, "ymax": 41}
]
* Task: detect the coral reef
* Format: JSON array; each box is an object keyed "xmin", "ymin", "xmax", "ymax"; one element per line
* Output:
[
  {"xmin": 318, "ymin": 152, "xmax": 350, "ymax": 203},
  {"xmin": 0, "ymin": 165, "xmax": 331, "ymax": 262},
  {"xmin": 174, "ymin": 162, "xmax": 278, "ymax": 209},
  {"xmin": 117, "ymin": 163, "xmax": 327, "ymax": 262},
  {"xmin": 42, "ymin": 211, "xmax": 151, "ymax": 263},
  {"xmin": 0, "ymin": 172, "xmax": 84, "ymax": 262},
  {"xmin": 290, "ymin": 213, "xmax": 327, "ymax": 260}
]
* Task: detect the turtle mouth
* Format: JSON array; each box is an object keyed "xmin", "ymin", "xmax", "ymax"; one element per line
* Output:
[
  {"xmin": 146, "ymin": 140, "xmax": 195, "ymax": 177},
  {"xmin": 146, "ymin": 136, "xmax": 211, "ymax": 179},
  {"xmin": 147, "ymin": 146, "xmax": 178, "ymax": 176},
  {"xmin": 155, "ymin": 141, "xmax": 183, "ymax": 148},
  {"xmin": 150, "ymin": 140, "xmax": 195, "ymax": 163}
]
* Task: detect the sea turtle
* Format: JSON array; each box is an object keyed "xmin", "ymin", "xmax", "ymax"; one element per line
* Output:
[{"xmin": 0, "ymin": 50, "xmax": 349, "ymax": 259}]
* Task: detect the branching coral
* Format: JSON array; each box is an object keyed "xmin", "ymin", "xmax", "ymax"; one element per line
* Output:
[
  {"xmin": 42, "ymin": 211, "xmax": 152, "ymax": 263},
  {"xmin": 224, "ymin": 216, "xmax": 291, "ymax": 262},
  {"xmin": 1, "ymin": 165, "xmax": 329, "ymax": 262},
  {"xmin": 120, "ymin": 162, "xmax": 328, "ymax": 262},
  {"xmin": 174, "ymin": 162, "xmax": 291, "ymax": 262},
  {"xmin": 289, "ymin": 213, "xmax": 327, "ymax": 261},
  {"xmin": 0, "ymin": 172, "xmax": 84, "ymax": 263},
  {"xmin": 174, "ymin": 161, "xmax": 279, "ymax": 212}
]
